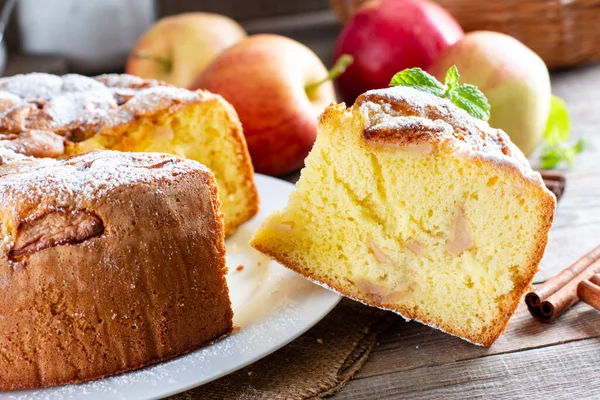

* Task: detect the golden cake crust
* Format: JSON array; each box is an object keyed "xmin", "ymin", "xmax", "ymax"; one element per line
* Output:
[
  {"xmin": 0, "ymin": 73, "xmax": 258, "ymax": 236},
  {"xmin": 0, "ymin": 151, "xmax": 233, "ymax": 389},
  {"xmin": 356, "ymin": 86, "xmax": 537, "ymax": 180}
]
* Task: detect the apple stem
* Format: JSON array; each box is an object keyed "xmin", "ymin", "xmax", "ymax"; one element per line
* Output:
[
  {"xmin": 132, "ymin": 52, "xmax": 172, "ymax": 72},
  {"xmin": 305, "ymin": 54, "xmax": 354, "ymax": 96}
]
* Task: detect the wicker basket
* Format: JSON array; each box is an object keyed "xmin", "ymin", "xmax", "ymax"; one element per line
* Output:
[{"xmin": 330, "ymin": 0, "xmax": 600, "ymax": 68}]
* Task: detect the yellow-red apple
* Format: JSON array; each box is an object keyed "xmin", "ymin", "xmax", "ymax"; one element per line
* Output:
[
  {"xmin": 334, "ymin": 0, "xmax": 464, "ymax": 104},
  {"xmin": 191, "ymin": 34, "xmax": 337, "ymax": 176},
  {"xmin": 126, "ymin": 12, "xmax": 246, "ymax": 88},
  {"xmin": 428, "ymin": 31, "xmax": 551, "ymax": 156}
]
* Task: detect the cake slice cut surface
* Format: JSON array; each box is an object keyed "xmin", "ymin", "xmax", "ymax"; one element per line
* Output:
[
  {"xmin": 251, "ymin": 86, "xmax": 556, "ymax": 346},
  {"xmin": 68, "ymin": 77, "xmax": 258, "ymax": 236}
]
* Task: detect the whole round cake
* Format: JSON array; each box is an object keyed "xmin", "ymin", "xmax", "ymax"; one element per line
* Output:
[
  {"xmin": 0, "ymin": 150, "xmax": 233, "ymax": 389},
  {"xmin": 0, "ymin": 73, "xmax": 248, "ymax": 389}
]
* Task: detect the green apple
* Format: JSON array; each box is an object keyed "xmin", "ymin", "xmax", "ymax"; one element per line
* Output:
[
  {"xmin": 428, "ymin": 31, "xmax": 551, "ymax": 156},
  {"xmin": 126, "ymin": 13, "xmax": 246, "ymax": 88}
]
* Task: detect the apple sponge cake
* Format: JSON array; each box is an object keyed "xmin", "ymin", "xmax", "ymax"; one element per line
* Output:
[
  {"xmin": 0, "ymin": 151, "xmax": 233, "ymax": 389},
  {"xmin": 0, "ymin": 73, "xmax": 258, "ymax": 236},
  {"xmin": 251, "ymin": 86, "xmax": 556, "ymax": 346}
]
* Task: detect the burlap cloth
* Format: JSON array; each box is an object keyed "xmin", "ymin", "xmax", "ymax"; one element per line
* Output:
[{"xmin": 170, "ymin": 299, "xmax": 394, "ymax": 400}]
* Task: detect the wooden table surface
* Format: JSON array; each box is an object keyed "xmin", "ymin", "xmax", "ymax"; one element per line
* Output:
[
  {"xmin": 5, "ymin": 13, "xmax": 600, "ymax": 397},
  {"xmin": 262, "ymin": 14, "xmax": 600, "ymax": 399}
]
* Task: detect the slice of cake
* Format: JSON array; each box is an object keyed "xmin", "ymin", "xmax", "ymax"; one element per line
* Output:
[
  {"xmin": 0, "ymin": 151, "xmax": 233, "ymax": 389},
  {"xmin": 0, "ymin": 73, "xmax": 258, "ymax": 236},
  {"xmin": 251, "ymin": 86, "xmax": 556, "ymax": 346}
]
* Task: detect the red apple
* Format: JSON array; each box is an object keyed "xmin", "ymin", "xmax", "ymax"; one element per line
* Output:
[
  {"xmin": 428, "ymin": 31, "xmax": 551, "ymax": 156},
  {"xmin": 191, "ymin": 34, "xmax": 336, "ymax": 176},
  {"xmin": 126, "ymin": 13, "xmax": 246, "ymax": 88},
  {"xmin": 334, "ymin": 0, "xmax": 464, "ymax": 104}
]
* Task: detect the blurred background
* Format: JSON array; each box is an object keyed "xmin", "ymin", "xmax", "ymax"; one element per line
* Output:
[
  {"xmin": 0, "ymin": 0, "xmax": 592, "ymax": 174},
  {"xmin": 2, "ymin": 0, "xmax": 597, "ymax": 76},
  {"xmin": 0, "ymin": 0, "xmax": 342, "ymax": 75}
]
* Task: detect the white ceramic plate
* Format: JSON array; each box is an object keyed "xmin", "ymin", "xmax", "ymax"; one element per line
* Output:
[{"xmin": 2, "ymin": 174, "xmax": 341, "ymax": 400}]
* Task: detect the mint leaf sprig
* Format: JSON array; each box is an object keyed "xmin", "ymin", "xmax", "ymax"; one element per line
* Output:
[
  {"xmin": 389, "ymin": 65, "xmax": 491, "ymax": 121},
  {"xmin": 540, "ymin": 95, "xmax": 585, "ymax": 170}
]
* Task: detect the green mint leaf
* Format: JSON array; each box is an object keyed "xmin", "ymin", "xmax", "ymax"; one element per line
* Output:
[
  {"xmin": 389, "ymin": 68, "xmax": 445, "ymax": 97},
  {"xmin": 572, "ymin": 138, "xmax": 586, "ymax": 154},
  {"xmin": 539, "ymin": 95, "xmax": 584, "ymax": 170},
  {"xmin": 564, "ymin": 150, "xmax": 575, "ymax": 167},
  {"xmin": 540, "ymin": 146, "xmax": 563, "ymax": 169},
  {"xmin": 540, "ymin": 156, "xmax": 561, "ymax": 170},
  {"xmin": 539, "ymin": 139, "xmax": 585, "ymax": 170},
  {"xmin": 447, "ymin": 84, "xmax": 491, "ymax": 121},
  {"xmin": 564, "ymin": 139, "xmax": 586, "ymax": 167},
  {"xmin": 444, "ymin": 65, "xmax": 460, "ymax": 92},
  {"xmin": 544, "ymin": 95, "xmax": 571, "ymax": 146},
  {"xmin": 389, "ymin": 65, "xmax": 490, "ymax": 122}
]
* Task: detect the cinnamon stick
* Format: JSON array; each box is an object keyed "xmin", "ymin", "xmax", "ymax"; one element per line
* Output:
[
  {"xmin": 590, "ymin": 273, "xmax": 600, "ymax": 286},
  {"xmin": 539, "ymin": 170, "xmax": 566, "ymax": 202},
  {"xmin": 525, "ymin": 245, "xmax": 600, "ymax": 322},
  {"xmin": 539, "ymin": 170, "xmax": 565, "ymax": 181},
  {"xmin": 578, "ymin": 275, "xmax": 600, "ymax": 311}
]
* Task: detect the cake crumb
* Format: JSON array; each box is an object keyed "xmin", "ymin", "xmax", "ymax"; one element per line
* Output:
[
  {"xmin": 236, "ymin": 265, "xmax": 244, "ymax": 272},
  {"xmin": 257, "ymin": 254, "xmax": 271, "ymax": 268},
  {"xmin": 248, "ymin": 371, "xmax": 253, "ymax": 376},
  {"xmin": 317, "ymin": 338, "xmax": 324, "ymax": 344}
]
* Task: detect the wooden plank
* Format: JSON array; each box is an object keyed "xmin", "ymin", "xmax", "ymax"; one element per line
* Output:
[
  {"xmin": 336, "ymin": 338, "xmax": 600, "ymax": 399},
  {"xmin": 357, "ymin": 301, "xmax": 600, "ymax": 378}
]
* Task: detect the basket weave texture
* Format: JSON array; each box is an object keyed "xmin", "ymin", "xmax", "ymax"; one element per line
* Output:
[{"xmin": 330, "ymin": 0, "xmax": 600, "ymax": 68}]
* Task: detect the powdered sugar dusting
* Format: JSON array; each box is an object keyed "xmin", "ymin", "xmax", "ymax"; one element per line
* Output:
[
  {"xmin": 95, "ymin": 74, "xmax": 162, "ymax": 90},
  {"xmin": 0, "ymin": 151, "xmax": 207, "ymax": 215},
  {"xmin": 358, "ymin": 86, "xmax": 542, "ymax": 184},
  {"xmin": 0, "ymin": 148, "xmax": 28, "ymax": 165},
  {"xmin": 0, "ymin": 73, "xmax": 205, "ymax": 142},
  {"xmin": 0, "ymin": 73, "xmax": 65, "ymax": 101},
  {"xmin": 43, "ymin": 91, "xmax": 115, "ymax": 128},
  {"xmin": 114, "ymin": 86, "xmax": 201, "ymax": 122},
  {"xmin": 0, "ymin": 91, "xmax": 24, "ymax": 113}
]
